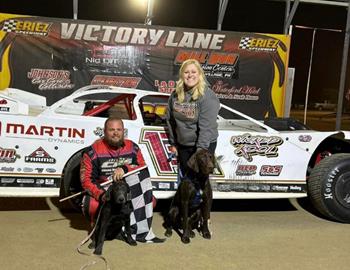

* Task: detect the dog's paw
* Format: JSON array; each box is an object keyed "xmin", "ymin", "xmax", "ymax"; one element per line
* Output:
[
  {"xmin": 202, "ymin": 230, "xmax": 211, "ymax": 239},
  {"xmin": 189, "ymin": 230, "xmax": 196, "ymax": 238},
  {"xmin": 181, "ymin": 236, "xmax": 190, "ymax": 244},
  {"xmin": 128, "ymin": 239, "xmax": 137, "ymax": 246},
  {"xmin": 93, "ymin": 248, "xmax": 102, "ymax": 255},
  {"xmin": 164, "ymin": 229, "xmax": 173, "ymax": 237},
  {"xmin": 88, "ymin": 241, "xmax": 95, "ymax": 249}
]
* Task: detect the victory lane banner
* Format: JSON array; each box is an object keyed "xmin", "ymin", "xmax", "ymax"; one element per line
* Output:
[{"xmin": 0, "ymin": 12, "xmax": 290, "ymax": 119}]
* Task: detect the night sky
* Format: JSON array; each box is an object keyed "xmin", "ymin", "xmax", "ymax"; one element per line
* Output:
[{"xmin": 1, "ymin": 0, "xmax": 349, "ymax": 106}]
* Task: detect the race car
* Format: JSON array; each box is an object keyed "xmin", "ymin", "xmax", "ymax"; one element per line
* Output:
[{"xmin": 1, "ymin": 85, "xmax": 350, "ymax": 223}]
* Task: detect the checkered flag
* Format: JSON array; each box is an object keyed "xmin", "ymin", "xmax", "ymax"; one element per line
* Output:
[
  {"xmin": 239, "ymin": 37, "xmax": 252, "ymax": 49},
  {"xmin": 2, "ymin": 20, "xmax": 17, "ymax": 33},
  {"xmin": 125, "ymin": 167, "xmax": 161, "ymax": 242}
]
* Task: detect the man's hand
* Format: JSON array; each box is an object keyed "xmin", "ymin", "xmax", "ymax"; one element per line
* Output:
[{"xmin": 113, "ymin": 167, "xmax": 125, "ymax": 181}]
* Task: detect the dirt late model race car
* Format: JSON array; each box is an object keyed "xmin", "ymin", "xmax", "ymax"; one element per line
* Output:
[{"xmin": 1, "ymin": 85, "xmax": 350, "ymax": 223}]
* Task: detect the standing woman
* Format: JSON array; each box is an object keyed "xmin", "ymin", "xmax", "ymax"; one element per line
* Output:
[{"xmin": 166, "ymin": 59, "xmax": 220, "ymax": 183}]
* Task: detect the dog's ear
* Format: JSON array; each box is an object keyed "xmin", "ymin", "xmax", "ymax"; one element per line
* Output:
[
  {"xmin": 104, "ymin": 187, "xmax": 112, "ymax": 202},
  {"xmin": 187, "ymin": 152, "xmax": 199, "ymax": 173}
]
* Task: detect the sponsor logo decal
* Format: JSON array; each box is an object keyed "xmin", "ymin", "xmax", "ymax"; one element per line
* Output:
[
  {"xmin": 0, "ymin": 167, "xmax": 15, "ymax": 172},
  {"xmin": 235, "ymin": 165, "xmax": 257, "ymax": 176},
  {"xmin": 231, "ymin": 133, "xmax": 283, "ymax": 162},
  {"xmin": 271, "ymin": 185, "xmax": 289, "ymax": 192},
  {"xmin": 175, "ymin": 50, "xmax": 239, "ymax": 79},
  {"xmin": 1, "ymin": 178, "xmax": 15, "ymax": 184},
  {"xmin": 259, "ymin": 165, "xmax": 283, "ymax": 176},
  {"xmin": 212, "ymin": 81, "xmax": 261, "ymax": 101},
  {"xmin": 154, "ymin": 80, "xmax": 176, "ymax": 94},
  {"xmin": 17, "ymin": 179, "xmax": 35, "ymax": 184},
  {"xmin": 0, "ymin": 99, "xmax": 9, "ymax": 112},
  {"xmin": 23, "ymin": 167, "xmax": 34, "ymax": 172},
  {"xmin": 239, "ymin": 37, "xmax": 279, "ymax": 52},
  {"xmin": 1, "ymin": 19, "xmax": 51, "ymax": 36},
  {"xmin": 27, "ymin": 68, "xmax": 74, "ymax": 90},
  {"xmin": 0, "ymin": 147, "xmax": 20, "ymax": 163},
  {"xmin": 91, "ymin": 75, "xmax": 141, "ymax": 88},
  {"xmin": 25, "ymin": 147, "xmax": 56, "ymax": 163},
  {"xmin": 5, "ymin": 123, "xmax": 85, "ymax": 144},
  {"xmin": 298, "ymin": 135, "xmax": 312, "ymax": 142},
  {"xmin": 93, "ymin": 127, "xmax": 104, "ymax": 137}
]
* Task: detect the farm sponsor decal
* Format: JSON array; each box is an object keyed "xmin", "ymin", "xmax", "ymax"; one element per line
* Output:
[
  {"xmin": 0, "ymin": 147, "xmax": 20, "ymax": 163},
  {"xmin": 4, "ymin": 123, "xmax": 85, "ymax": 144},
  {"xmin": 259, "ymin": 165, "xmax": 283, "ymax": 176},
  {"xmin": 230, "ymin": 133, "xmax": 283, "ymax": 162},
  {"xmin": 27, "ymin": 68, "xmax": 74, "ymax": 90},
  {"xmin": 25, "ymin": 147, "xmax": 56, "ymax": 163}
]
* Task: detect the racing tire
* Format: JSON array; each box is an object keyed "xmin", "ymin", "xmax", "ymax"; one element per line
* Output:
[
  {"xmin": 308, "ymin": 153, "xmax": 350, "ymax": 223},
  {"xmin": 60, "ymin": 150, "xmax": 85, "ymax": 211}
]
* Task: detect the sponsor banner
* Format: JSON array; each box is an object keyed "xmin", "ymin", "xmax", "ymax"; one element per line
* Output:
[{"xmin": 0, "ymin": 13, "xmax": 290, "ymax": 119}]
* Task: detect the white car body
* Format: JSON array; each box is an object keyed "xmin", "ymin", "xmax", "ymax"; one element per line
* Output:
[{"xmin": 0, "ymin": 85, "xmax": 345, "ymax": 201}]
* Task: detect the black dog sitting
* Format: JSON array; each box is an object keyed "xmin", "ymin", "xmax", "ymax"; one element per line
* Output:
[
  {"xmin": 164, "ymin": 149, "xmax": 215, "ymax": 244},
  {"xmin": 89, "ymin": 180, "xmax": 137, "ymax": 255}
]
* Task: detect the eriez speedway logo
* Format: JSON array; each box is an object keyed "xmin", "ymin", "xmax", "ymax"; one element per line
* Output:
[
  {"xmin": 231, "ymin": 133, "xmax": 283, "ymax": 162},
  {"xmin": 1, "ymin": 19, "xmax": 51, "ymax": 36},
  {"xmin": 239, "ymin": 37, "xmax": 279, "ymax": 52}
]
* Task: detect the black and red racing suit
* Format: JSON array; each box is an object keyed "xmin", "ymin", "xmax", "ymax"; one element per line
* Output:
[{"xmin": 80, "ymin": 138, "xmax": 146, "ymax": 222}]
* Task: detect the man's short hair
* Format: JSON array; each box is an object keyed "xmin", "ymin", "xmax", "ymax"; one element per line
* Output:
[{"xmin": 104, "ymin": 117, "xmax": 124, "ymax": 129}]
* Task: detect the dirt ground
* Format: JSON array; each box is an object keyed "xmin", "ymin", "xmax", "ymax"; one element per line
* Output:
[
  {"xmin": 0, "ymin": 197, "xmax": 350, "ymax": 270},
  {"xmin": 290, "ymin": 109, "xmax": 350, "ymax": 131}
]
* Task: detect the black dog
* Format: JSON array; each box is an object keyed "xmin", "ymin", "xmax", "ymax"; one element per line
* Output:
[
  {"xmin": 89, "ymin": 181, "xmax": 137, "ymax": 255},
  {"xmin": 164, "ymin": 149, "xmax": 215, "ymax": 244}
]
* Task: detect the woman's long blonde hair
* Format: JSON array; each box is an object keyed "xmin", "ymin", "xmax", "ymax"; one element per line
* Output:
[{"xmin": 175, "ymin": 59, "xmax": 207, "ymax": 103}]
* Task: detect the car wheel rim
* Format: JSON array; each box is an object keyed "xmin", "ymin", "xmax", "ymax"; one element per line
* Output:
[{"xmin": 335, "ymin": 171, "xmax": 350, "ymax": 209}]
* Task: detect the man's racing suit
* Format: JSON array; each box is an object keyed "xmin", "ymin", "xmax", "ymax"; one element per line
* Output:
[{"xmin": 80, "ymin": 138, "xmax": 146, "ymax": 223}]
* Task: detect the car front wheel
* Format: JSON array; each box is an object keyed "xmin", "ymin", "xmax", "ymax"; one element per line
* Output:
[
  {"xmin": 60, "ymin": 150, "xmax": 85, "ymax": 211},
  {"xmin": 308, "ymin": 153, "xmax": 350, "ymax": 223}
]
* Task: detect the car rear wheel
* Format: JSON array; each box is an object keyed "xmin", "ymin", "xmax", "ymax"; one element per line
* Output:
[
  {"xmin": 60, "ymin": 150, "xmax": 85, "ymax": 211},
  {"xmin": 308, "ymin": 153, "xmax": 350, "ymax": 223}
]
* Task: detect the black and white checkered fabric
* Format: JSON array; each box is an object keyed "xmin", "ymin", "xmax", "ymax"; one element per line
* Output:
[
  {"xmin": 2, "ymin": 20, "xmax": 17, "ymax": 33},
  {"xmin": 239, "ymin": 37, "xmax": 252, "ymax": 49},
  {"xmin": 125, "ymin": 168, "xmax": 157, "ymax": 242}
]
